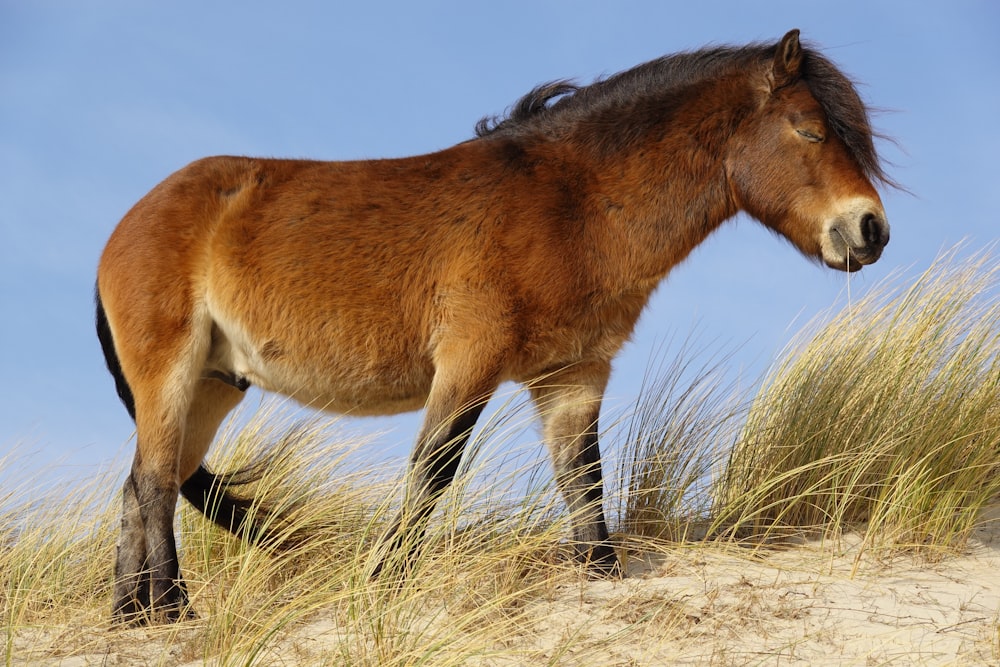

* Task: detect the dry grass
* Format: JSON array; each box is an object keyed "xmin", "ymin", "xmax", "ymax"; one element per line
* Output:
[
  {"xmin": 3, "ymin": 402, "xmax": 621, "ymax": 666},
  {"xmin": 713, "ymin": 246, "xmax": 1000, "ymax": 557},
  {"xmin": 614, "ymin": 336, "xmax": 747, "ymax": 542},
  {"xmin": 3, "ymin": 245, "xmax": 999, "ymax": 665}
]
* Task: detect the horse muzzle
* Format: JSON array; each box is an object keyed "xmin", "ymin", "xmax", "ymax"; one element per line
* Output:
[{"xmin": 821, "ymin": 204, "xmax": 890, "ymax": 273}]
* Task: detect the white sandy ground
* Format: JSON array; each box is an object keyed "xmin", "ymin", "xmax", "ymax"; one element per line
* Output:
[
  {"xmin": 242, "ymin": 521, "xmax": 1000, "ymax": 665},
  {"xmin": 18, "ymin": 514, "xmax": 1000, "ymax": 666},
  {"xmin": 472, "ymin": 533, "xmax": 1000, "ymax": 666},
  {"xmin": 276, "ymin": 533, "xmax": 1000, "ymax": 666}
]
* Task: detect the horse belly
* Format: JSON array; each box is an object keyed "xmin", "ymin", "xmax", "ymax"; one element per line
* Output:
[{"xmin": 207, "ymin": 311, "xmax": 434, "ymax": 416}]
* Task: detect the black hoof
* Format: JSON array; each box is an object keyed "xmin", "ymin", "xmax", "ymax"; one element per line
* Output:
[
  {"xmin": 112, "ymin": 587, "xmax": 194, "ymax": 626},
  {"xmin": 112, "ymin": 602, "xmax": 196, "ymax": 626},
  {"xmin": 112, "ymin": 604, "xmax": 147, "ymax": 627},
  {"xmin": 583, "ymin": 543, "xmax": 624, "ymax": 579}
]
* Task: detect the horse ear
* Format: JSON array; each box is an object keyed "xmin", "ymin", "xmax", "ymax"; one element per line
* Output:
[{"xmin": 771, "ymin": 29, "xmax": 803, "ymax": 90}]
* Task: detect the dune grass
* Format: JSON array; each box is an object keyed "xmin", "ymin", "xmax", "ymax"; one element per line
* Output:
[
  {"xmin": 2, "ymin": 246, "xmax": 998, "ymax": 664},
  {"xmin": 712, "ymin": 246, "xmax": 1000, "ymax": 556},
  {"xmin": 3, "ymin": 402, "xmax": 615, "ymax": 666},
  {"xmin": 613, "ymin": 336, "xmax": 747, "ymax": 542}
]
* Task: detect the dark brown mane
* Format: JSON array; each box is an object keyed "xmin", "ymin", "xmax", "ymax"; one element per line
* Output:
[{"xmin": 476, "ymin": 41, "xmax": 891, "ymax": 186}]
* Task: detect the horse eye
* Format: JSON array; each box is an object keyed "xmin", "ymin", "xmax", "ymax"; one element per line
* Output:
[{"xmin": 796, "ymin": 128, "xmax": 824, "ymax": 143}]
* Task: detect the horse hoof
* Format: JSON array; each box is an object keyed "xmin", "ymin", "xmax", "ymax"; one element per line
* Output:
[
  {"xmin": 585, "ymin": 544, "xmax": 624, "ymax": 579},
  {"xmin": 112, "ymin": 599, "xmax": 196, "ymax": 626},
  {"xmin": 587, "ymin": 560, "xmax": 625, "ymax": 580}
]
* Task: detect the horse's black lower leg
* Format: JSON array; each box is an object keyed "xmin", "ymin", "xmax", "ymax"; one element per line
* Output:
[
  {"xmin": 113, "ymin": 464, "xmax": 192, "ymax": 624},
  {"xmin": 372, "ymin": 402, "xmax": 486, "ymax": 578},
  {"xmin": 112, "ymin": 474, "xmax": 150, "ymax": 623},
  {"xmin": 372, "ymin": 440, "xmax": 471, "ymax": 577},
  {"xmin": 531, "ymin": 368, "xmax": 622, "ymax": 579},
  {"xmin": 138, "ymin": 477, "xmax": 190, "ymax": 621},
  {"xmin": 565, "ymin": 428, "xmax": 621, "ymax": 577}
]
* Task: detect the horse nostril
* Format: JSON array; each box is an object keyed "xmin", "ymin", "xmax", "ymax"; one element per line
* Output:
[{"xmin": 862, "ymin": 213, "xmax": 889, "ymax": 248}]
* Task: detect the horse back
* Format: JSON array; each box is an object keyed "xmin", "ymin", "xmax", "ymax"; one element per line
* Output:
[{"xmin": 98, "ymin": 146, "xmax": 649, "ymax": 414}]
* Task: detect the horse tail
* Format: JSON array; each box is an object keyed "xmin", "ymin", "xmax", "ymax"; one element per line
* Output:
[
  {"xmin": 95, "ymin": 284, "xmax": 136, "ymax": 421},
  {"xmin": 95, "ymin": 283, "xmax": 295, "ymax": 546}
]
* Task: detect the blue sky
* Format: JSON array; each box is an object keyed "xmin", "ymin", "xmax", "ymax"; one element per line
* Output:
[{"xmin": 2, "ymin": 2, "xmax": 998, "ymax": 492}]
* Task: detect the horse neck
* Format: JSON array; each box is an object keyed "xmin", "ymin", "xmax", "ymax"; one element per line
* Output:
[{"xmin": 571, "ymin": 83, "xmax": 750, "ymax": 288}]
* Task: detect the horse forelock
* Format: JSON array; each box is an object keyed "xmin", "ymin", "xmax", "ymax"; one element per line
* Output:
[
  {"xmin": 474, "ymin": 38, "xmax": 891, "ymax": 187},
  {"xmin": 798, "ymin": 49, "xmax": 894, "ymax": 188}
]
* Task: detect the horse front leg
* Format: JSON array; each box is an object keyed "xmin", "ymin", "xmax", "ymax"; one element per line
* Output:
[
  {"xmin": 372, "ymin": 354, "xmax": 498, "ymax": 576},
  {"xmin": 530, "ymin": 361, "xmax": 621, "ymax": 577}
]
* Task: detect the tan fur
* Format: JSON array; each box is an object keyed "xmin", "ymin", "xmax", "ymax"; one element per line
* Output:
[{"xmin": 97, "ymin": 30, "xmax": 890, "ymax": 623}]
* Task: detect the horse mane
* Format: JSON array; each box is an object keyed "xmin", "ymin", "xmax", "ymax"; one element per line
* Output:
[{"xmin": 475, "ymin": 41, "xmax": 892, "ymax": 187}]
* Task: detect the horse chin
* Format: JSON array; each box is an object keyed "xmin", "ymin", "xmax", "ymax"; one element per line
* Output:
[
  {"xmin": 823, "ymin": 246, "xmax": 880, "ymax": 273},
  {"xmin": 825, "ymin": 256, "xmax": 864, "ymax": 273}
]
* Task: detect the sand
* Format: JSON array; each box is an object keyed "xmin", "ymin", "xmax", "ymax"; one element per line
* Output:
[
  {"xmin": 254, "ymin": 519, "xmax": 1000, "ymax": 665},
  {"xmin": 19, "ymin": 517, "xmax": 1000, "ymax": 666}
]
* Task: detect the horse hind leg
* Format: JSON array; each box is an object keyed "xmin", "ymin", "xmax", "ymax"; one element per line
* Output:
[
  {"xmin": 113, "ymin": 381, "xmax": 194, "ymax": 624},
  {"xmin": 114, "ymin": 375, "xmax": 245, "ymax": 625},
  {"xmin": 108, "ymin": 308, "xmax": 236, "ymax": 624},
  {"xmin": 111, "ymin": 469, "xmax": 151, "ymax": 622}
]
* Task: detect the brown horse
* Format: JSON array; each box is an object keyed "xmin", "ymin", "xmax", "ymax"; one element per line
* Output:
[{"xmin": 96, "ymin": 29, "xmax": 890, "ymax": 624}]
